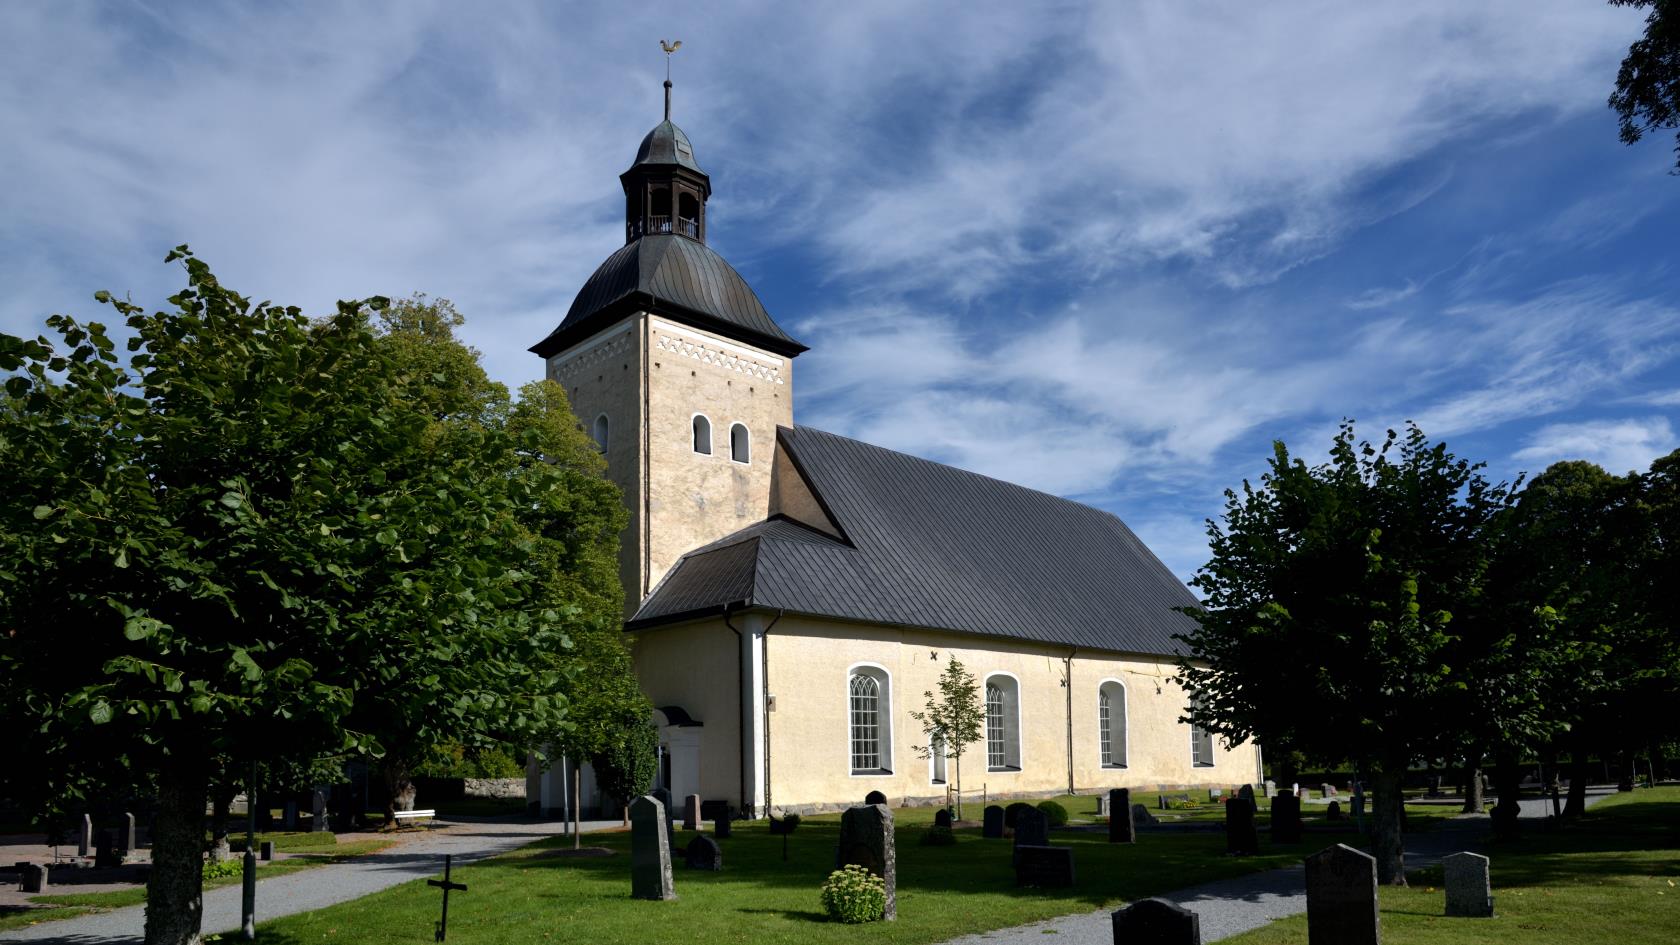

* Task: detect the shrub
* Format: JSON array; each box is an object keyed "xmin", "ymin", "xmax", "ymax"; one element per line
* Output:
[
  {"xmin": 821, "ymin": 864, "xmax": 886, "ymax": 923},
  {"xmin": 1036, "ymin": 800, "xmax": 1069, "ymax": 826},
  {"xmin": 202, "ymin": 858, "xmax": 243, "ymax": 881},
  {"xmin": 782, "ymin": 813, "xmax": 801, "ymax": 831},
  {"xmin": 921, "ymin": 825, "xmax": 957, "ymax": 846},
  {"xmin": 1167, "ymin": 798, "xmax": 1201, "ymax": 811}
]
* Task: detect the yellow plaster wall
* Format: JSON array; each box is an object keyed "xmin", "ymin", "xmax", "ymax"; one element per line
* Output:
[
  {"xmin": 763, "ymin": 616, "xmax": 1259, "ymax": 810},
  {"xmin": 630, "ymin": 622, "xmax": 743, "ymax": 802}
]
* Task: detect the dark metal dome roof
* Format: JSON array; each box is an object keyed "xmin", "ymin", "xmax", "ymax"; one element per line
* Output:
[
  {"xmin": 631, "ymin": 120, "xmax": 704, "ymax": 175},
  {"xmin": 529, "ymin": 235, "xmax": 805, "ymax": 359}
]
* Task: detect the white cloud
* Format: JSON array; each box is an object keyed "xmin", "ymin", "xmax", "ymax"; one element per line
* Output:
[{"xmin": 1512, "ymin": 417, "xmax": 1677, "ymax": 475}]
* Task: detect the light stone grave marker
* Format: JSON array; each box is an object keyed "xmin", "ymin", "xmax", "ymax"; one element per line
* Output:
[{"xmin": 1443, "ymin": 851, "xmax": 1493, "ymax": 917}]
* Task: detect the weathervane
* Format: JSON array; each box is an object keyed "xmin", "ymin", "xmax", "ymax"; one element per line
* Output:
[{"xmin": 660, "ymin": 39, "xmax": 682, "ymax": 120}]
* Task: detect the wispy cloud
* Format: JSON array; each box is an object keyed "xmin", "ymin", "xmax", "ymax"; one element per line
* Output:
[{"xmin": 1512, "ymin": 417, "xmax": 1677, "ymax": 475}]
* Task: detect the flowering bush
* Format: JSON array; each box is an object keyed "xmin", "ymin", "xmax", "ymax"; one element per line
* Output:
[
  {"xmin": 820, "ymin": 864, "xmax": 886, "ymax": 923},
  {"xmin": 202, "ymin": 858, "xmax": 243, "ymax": 880}
]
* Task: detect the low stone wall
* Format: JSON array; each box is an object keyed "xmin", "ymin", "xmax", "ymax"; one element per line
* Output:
[{"xmin": 463, "ymin": 778, "xmax": 525, "ymax": 800}]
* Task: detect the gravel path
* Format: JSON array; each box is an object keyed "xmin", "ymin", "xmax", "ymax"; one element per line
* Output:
[
  {"xmin": 935, "ymin": 786, "xmax": 1619, "ymax": 945},
  {"xmin": 0, "ymin": 817, "xmax": 621, "ymax": 944}
]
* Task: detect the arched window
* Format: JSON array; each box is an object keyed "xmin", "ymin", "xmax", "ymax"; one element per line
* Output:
[
  {"xmin": 677, "ymin": 192, "xmax": 700, "ymax": 237},
  {"xmin": 692, "ymin": 414, "xmax": 712, "ymax": 455},
  {"xmin": 1189, "ymin": 695, "xmax": 1215, "ymax": 768},
  {"xmin": 929, "ymin": 735, "xmax": 947, "ymax": 784},
  {"xmin": 1099, "ymin": 680, "xmax": 1128, "ymax": 768},
  {"xmin": 984, "ymin": 674, "xmax": 1021, "ymax": 771},
  {"xmin": 650, "ymin": 187, "xmax": 672, "ymax": 232},
  {"xmin": 848, "ymin": 666, "xmax": 892, "ymax": 775},
  {"xmin": 730, "ymin": 423, "xmax": 750, "ymax": 464},
  {"xmin": 592, "ymin": 414, "xmax": 609, "ymax": 453}
]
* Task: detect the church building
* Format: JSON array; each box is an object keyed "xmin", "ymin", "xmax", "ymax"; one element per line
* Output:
[{"xmin": 526, "ymin": 86, "xmax": 1260, "ymax": 817}]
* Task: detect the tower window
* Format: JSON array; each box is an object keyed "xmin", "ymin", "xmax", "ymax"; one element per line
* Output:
[
  {"xmin": 730, "ymin": 423, "xmax": 750, "ymax": 464},
  {"xmin": 692, "ymin": 414, "xmax": 712, "ymax": 455},
  {"xmin": 592, "ymin": 414, "xmax": 609, "ymax": 454}
]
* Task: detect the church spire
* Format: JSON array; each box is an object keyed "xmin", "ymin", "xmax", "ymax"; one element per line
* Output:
[
  {"xmin": 624, "ymin": 40, "xmax": 709, "ymax": 244},
  {"xmin": 660, "ymin": 39, "xmax": 681, "ymax": 121}
]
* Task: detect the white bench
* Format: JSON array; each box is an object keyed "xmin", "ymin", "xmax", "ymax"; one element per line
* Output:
[{"xmin": 392, "ymin": 809, "xmax": 436, "ymax": 824}]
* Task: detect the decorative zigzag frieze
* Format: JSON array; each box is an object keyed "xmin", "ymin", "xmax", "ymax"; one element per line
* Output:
[{"xmin": 654, "ymin": 333, "xmax": 784, "ymax": 384}]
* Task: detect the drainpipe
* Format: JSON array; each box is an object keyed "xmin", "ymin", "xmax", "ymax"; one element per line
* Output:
[
  {"xmin": 723, "ymin": 606, "xmax": 784, "ymax": 819},
  {"xmin": 761, "ymin": 609, "xmax": 785, "ymax": 815},
  {"xmin": 723, "ymin": 606, "xmax": 750, "ymax": 818},
  {"xmin": 1065, "ymin": 648, "xmax": 1077, "ymax": 796}
]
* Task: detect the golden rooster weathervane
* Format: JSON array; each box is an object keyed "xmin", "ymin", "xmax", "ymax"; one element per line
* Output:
[{"xmin": 660, "ymin": 39, "xmax": 682, "ymax": 120}]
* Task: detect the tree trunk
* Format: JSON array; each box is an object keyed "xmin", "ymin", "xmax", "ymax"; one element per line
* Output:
[
  {"xmin": 145, "ymin": 754, "xmax": 208, "ymax": 945},
  {"xmin": 1490, "ymin": 748, "xmax": 1522, "ymax": 840},
  {"xmin": 1652, "ymin": 741, "xmax": 1667, "ymax": 786},
  {"xmin": 621, "ymin": 803, "xmax": 629, "ymax": 828},
  {"xmin": 207, "ymin": 789, "xmax": 233, "ymax": 863},
  {"xmin": 953, "ymin": 752, "xmax": 963, "ymax": 820},
  {"xmin": 572, "ymin": 759, "xmax": 581, "ymax": 851},
  {"xmin": 1371, "ymin": 765, "xmax": 1406, "ymax": 886},
  {"xmin": 1616, "ymin": 748, "xmax": 1635, "ymax": 792},
  {"xmin": 1461, "ymin": 752, "xmax": 1484, "ymax": 814},
  {"xmin": 1564, "ymin": 731, "xmax": 1590, "ymax": 818},
  {"xmin": 381, "ymin": 761, "xmax": 417, "ymax": 826}
]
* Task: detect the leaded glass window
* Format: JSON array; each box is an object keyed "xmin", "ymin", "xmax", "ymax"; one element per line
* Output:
[
  {"xmin": 850, "ymin": 674, "xmax": 881, "ymax": 771},
  {"xmin": 986, "ymin": 683, "xmax": 1005, "ymax": 769}
]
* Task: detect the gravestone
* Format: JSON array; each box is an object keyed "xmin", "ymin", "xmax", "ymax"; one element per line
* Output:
[
  {"xmin": 259, "ymin": 841, "xmax": 275, "ymax": 861},
  {"xmin": 78, "ymin": 814, "xmax": 92, "ymax": 857},
  {"xmin": 120, "ymin": 812, "xmax": 136, "ymax": 853},
  {"xmin": 983, "ymin": 805, "xmax": 1005, "ymax": 838},
  {"xmin": 1320, "ymin": 783, "xmax": 1336, "ymax": 798},
  {"xmin": 700, "ymin": 799, "xmax": 729, "ymax": 822},
  {"xmin": 1352, "ymin": 795, "xmax": 1366, "ymax": 820},
  {"xmin": 1237, "ymin": 784, "xmax": 1255, "ymax": 804},
  {"xmin": 836, "ymin": 805, "xmax": 896, "ymax": 920},
  {"xmin": 1305, "ymin": 843, "xmax": 1379, "ymax": 945},
  {"xmin": 284, "ymin": 801, "xmax": 298, "ymax": 831},
  {"xmin": 1427, "ymin": 775, "xmax": 1443, "ymax": 798},
  {"xmin": 311, "ymin": 787, "xmax": 330, "ymax": 832},
  {"xmin": 1326, "ymin": 801, "xmax": 1344, "ymax": 821},
  {"xmin": 1271, "ymin": 792, "xmax": 1303, "ymax": 843},
  {"xmin": 1263, "ymin": 780, "xmax": 1277, "ymax": 798},
  {"xmin": 629, "ymin": 795, "xmax": 676, "ymax": 900},
  {"xmin": 1443, "ymin": 851, "xmax": 1493, "ymax": 918},
  {"xmin": 1157, "ymin": 794, "xmax": 1167, "ymax": 810},
  {"xmin": 684, "ymin": 834, "xmax": 722, "ymax": 871},
  {"xmin": 1014, "ymin": 845, "xmax": 1074, "ymax": 888},
  {"xmin": 864, "ymin": 790, "xmax": 887, "ymax": 806},
  {"xmin": 1012, "ymin": 805, "xmax": 1049, "ymax": 865},
  {"xmin": 19, "ymin": 863, "xmax": 48, "ymax": 893},
  {"xmin": 1096, "ymin": 793, "xmax": 1109, "ymax": 817},
  {"xmin": 713, "ymin": 812, "xmax": 732, "ymax": 839},
  {"xmin": 1112, "ymin": 897, "xmax": 1201, "ymax": 944},
  {"xmin": 1004, "ymin": 801, "xmax": 1034, "ymax": 830},
  {"xmin": 933, "ymin": 808, "xmax": 953, "ymax": 829},
  {"xmin": 1108, "ymin": 788, "xmax": 1135, "ymax": 843},
  {"xmin": 1225, "ymin": 797, "xmax": 1259, "ymax": 856},
  {"xmin": 1132, "ymin": 803, "xmax": 1157, "ymax": 826},
  {"xmin": 1208, "ymin": 788, "xmax": 1222, "ymax": 801},
  {"xmin": 683, "ymin": 794, "xmax": 701, "ymax": 831},
  {"xmin": 95, "ymin": 829, "xmax": 120, "ymax": 869}
]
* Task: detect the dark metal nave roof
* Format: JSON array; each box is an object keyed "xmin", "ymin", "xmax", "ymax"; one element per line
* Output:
[{"xmin": 630, "ymin": 426, "xmax": 1201, "ymax": 657}]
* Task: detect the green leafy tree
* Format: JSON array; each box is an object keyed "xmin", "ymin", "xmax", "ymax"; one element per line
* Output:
[
  {"xmin": 593, "ymin": 715, "xmax": 659, "ymax": 825},
  {"xmin": 0, "ymin": 250, "xmax": 586, "ymax": 945},
  {"xmin": 1610, "ymin": 0, "xmax": 1680, "ymax": 172},
  {"xmin": 1176, "ymin": 423, "xmax": 1522, "ymax": 885},
  {"xmin": 909, "ymin": 658, "xmax": 985, "ymax": 818}
]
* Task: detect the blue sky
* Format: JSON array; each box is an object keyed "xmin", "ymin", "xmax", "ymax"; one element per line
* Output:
[{"xmin": 4, "ymin": 2, "xmax": 1678, "ymax": 581}]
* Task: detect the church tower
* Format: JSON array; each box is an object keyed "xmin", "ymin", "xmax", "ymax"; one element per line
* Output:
[{"xmin": 530, "ymin": 82, "xmax": 806, "ymax": 613}]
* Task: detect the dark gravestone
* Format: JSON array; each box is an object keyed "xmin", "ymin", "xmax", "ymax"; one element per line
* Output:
[
  {"xmin": 1238, "ymin": 784, "xmax": 1255, "ymax": 804},
  {"xmin": 1352, "ymin": 795, "xmax": 1366, "ymax": 821},
  {"xmin": 1271, "ymin": 792, "xmax": 1303, "ymax": 843},
  {"xmin": 78, "ymin": 814, "xmax": 92, "ymax": 857},
  {"xmin": 933, "ymin": 807, "xmax": 953, "ymax": 829},
  {"xmin": 629, "ymin": 795, "xmax": 676, "ymax": 900},
  {"xmin": 684, "ymin": 834, "xmax": 722, "ymax": 871},
  {"xmin": 19, "ymin": 863, "xmax": 48, "ymax": 893},
  {"xmin": 120, "ymin": 813, "xmax": 136, "ymax": 853},
  {"xmin": 1305, "ymin": 843, "xmax": 1379, "ymax": 945},
  {"xmin": 864, "ymin": 790, "xmax": 888, "ymax": 806},
  {"xmin": 284, "ymin": 801, "xmax": 298, "ymax": 831},
  {"xmin": 699, "ymin": 799, "xmax": 729, "ymax": 822},
  {"xmin": 1108, "ymin": 788, "xmax": 1135, "ymax": 843},
  {"xmin": 1225, "ymin": 798, "xmax": 1260, "ymax": 856},
  {"xmin": 683, "ymin": 794, "xmax": 701, "ymax": 831},
  {"xmin": 1014, "ymin": 845, "xmax": 1075, "ymax": 888},
  {"xmin": 1443, "ymin": 851, "xmax": 1493, "ymax": 917},
  {"xmin": 1158, "ymin": 794, "xmax": 1167, "ymax": 810},
  {"xmin": 1132, "ymin": 803, "xmax": 1157, "ymax": 826},
  {"xmin": 95, "ymin": 829, "xmax": 120, "ymax": 869},
  {"xmin": 1326, "ymin": 801, "xmax": 1344, "ymax": 821},
  {"xmin": 1112, "ymin": 897, "xmax": 1201, "ymax": 944},
  {"xmin": 1012, "ymin": 805, "xmax": 1049, "ymax": 865},
  {"xmin": 713, "ymin": 812, "xmax": 732, "ymax": 839},
  {"xmin": 259, "ymin": 841, "xmax": 275, "ymax": 861},
  {"xmin": 983, "ymin": 805, "xmax": 1005, "ymax": 838},
  {"xmin": 836, "ymin": 805, "xmax": 896, "ymax": 920},
  {"xmin": 1004, "ymin": 801, "xmax": 1034, "ymax": 830},
  {"xmin": 1427, "ymin": 775, "xmax": 1443, "ymax": 798}
]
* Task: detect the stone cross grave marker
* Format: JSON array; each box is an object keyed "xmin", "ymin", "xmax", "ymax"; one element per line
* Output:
[
  {"xmin": 864, "ymin": 790, "xmax": 887, "ymax": 806},
  {"xmin": 1012, "ymin": 805, "xmax": 1049, "ymax": 865},
  {"xmin": 934, "ymin": 807, "xmax": 953, "ymax": 829},
  {"xmin": 836, "ymin": 804, "xmax": 896, "ymax": 920},
  {"xmin": 983, "ymin": 805, "xmax": 1004, "ymax": 838},
  {"xmin": 1305, "ymin": 843, "xmax": 1380, "ymax": 945},
  {"xmin": 1112, "ymin": 897, "xmax": 1201, "ymax": 944},
  {"xmin": 1443, "ymin": 851, "xmax": 1493, "ymax": 917},
  {"xmin": 630, "ymin": 795, "xmax": 676, "ymax": 900},
  {"xmin": 1225, "ymin": 797, "xmax": 1259, "ymax": 856},
  {"xmin": 427, "ymin": 854, "xmax": 468, "ymax": 942},
  {"xmin": 683, "ymin": 794, "xmax": 701, "ymax": 831},
  {"xmin": 78, "ymin": 814, "xmax": 92, "ymax": 857},
  {"xmin": 1014, "ymin": 845, "xmax": 1075, "ymax": 888},
  {"xmin": 684, "ymin": 834, "xmax": 722, "ymax": 871},
  {"xmin": 1109, "ymin": 788, "xmax": 1135, "ymax": 843},
  {"xmin": 1271, "ymin": 792, "xmax": 1303, "ymax": 844}
]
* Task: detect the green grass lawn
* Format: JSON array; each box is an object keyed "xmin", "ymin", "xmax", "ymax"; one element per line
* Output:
[
  {"xmin": 248, "ymin": 808, "xmax": 1366, "ymax": 945},
  {"xmin": 1222, "ymin": 786, "xmax": 1680, "ymax": 944}
]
